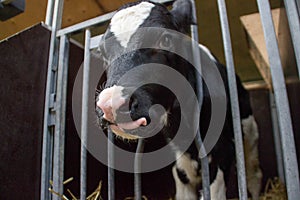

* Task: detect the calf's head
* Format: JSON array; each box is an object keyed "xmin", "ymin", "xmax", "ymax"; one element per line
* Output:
[{"xmin": 95, "ymin": 0, "xmax": 194, "ymax": 139}]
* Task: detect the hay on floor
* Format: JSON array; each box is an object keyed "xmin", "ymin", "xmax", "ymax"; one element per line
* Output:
[
  {"xmin": 49, "ymin": 177, "xmax": 103, "ymax": 200},
  {"xmin": 261, "ymin": 177, "xmax": 287, "ymax": 200},
  {"xmin": 49, "ymin": 177, "xmax": 287, "ymax": 200}
]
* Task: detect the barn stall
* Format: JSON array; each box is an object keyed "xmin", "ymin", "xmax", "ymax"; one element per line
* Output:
[{"xmin": 0, "ymin": 0, "xmax": 300, "ymax": 199}]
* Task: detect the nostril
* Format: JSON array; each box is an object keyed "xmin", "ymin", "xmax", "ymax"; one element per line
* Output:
[
  {"xmin": 115, "ymin": 97, "xmax": 141, "ymax": 123},
  {"xmin": 129, "ymin": 98, "xmax": 139, "ymax": 113},
  {"xmin": 117, "ymin": 97, "xmax": 138, "ymax": 114},
  {"xmin": 145, "ymin": 116, "xmax": 151, "ymax": 126}
]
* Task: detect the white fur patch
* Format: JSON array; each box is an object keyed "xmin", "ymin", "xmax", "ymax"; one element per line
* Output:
[
  {"xmin": 173, "ymin": 152, "xmax": 200, "ymax": 200},
  {"xmin": 242, "ymin": 115, "xmax": 262, "ymax": 200},
  {"xmin": 160, "ymin": 109, "xmax": 169, "ymax": 126},
  {"xmin": 173, "ymin": 166, "xmax": 198, "ymax": 200},
  {"xmin": 110, "ymin": 2, "xmax": 155, "ymax": 48},
  {"xmin": 176, "ymin": 152, "xmax": 200, "ymax": 185},
  {"xmin": 242, "ymin": 115, "xmax": 259, "ymax": 142},
  {"xmin": 209, "ymin": 168, "xmax": 226, "ymax": 200}
]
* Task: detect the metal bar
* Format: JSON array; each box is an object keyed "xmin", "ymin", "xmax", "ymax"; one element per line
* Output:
[
  {"xmin": 151, "ymin": 0, "xmax": 174, "ymax": 4},
  {"xmin": 50, "ymin": 0, "xmax": 64, "ymax": 33},
  {"xmin": 194, "ymin": 131, "xmax": 211, "ymax": 200},
  {"xmin": 296, "ymin": 0, "xmax": 300, "ymax": 17},
  {"xmin": 269, "ymin": 92, "xmax": 285, "ymax": 183},
  {"xmin": 41, "ymin": 0, "xmax": 65, "ymax": 199},
  {"xmin": 134, "ymin": 139, "xmax": 145, "ymax": 200},
  {"xmin": 52, "ymin": 34, "xmax": 69, "ymax": 200},
  {"xmin": 56, "ymin": 0, "xmax": 174, "ymax": 37},
  {"xmin": 108, "ymin": 128, "xmax": 115, "ymax": 200},
  {"xmin": 45, "ymin": 0, "xmax": 55, "ymax": 26},
  {"xmin": 41, "ymin": 127, "xmax": 54, "ymax": 200},
  {"xmin": 190, "ymin": 1, "xmax": 210, "ymax": 199},
  {"xmin": 190, "ymin": 0, "xmax": 211, "ymax": 199},
  {"xmin": 90, "ymin": 35, "xmax": 103, "ymax": 50},
  {"xmin": 80, "ymin": 28, "xmax": 91, "ymax": 200},
  {"xmin": 41, "ymin": 118, "xmax": 54, "ymax": 200},
  {"xmin": 256, "ymin": 0, "xmax": 300, "ymax": 199},
  {"xmin": 0, "ymin": 0, "xmax": 10, "ymax": 4},
  {"xmin": 56, "ymin": 11, "xmax": 116, "ymax": 37},
  {"xmin": 217, "ymin": 0, "xmax": 248, "ymax": 199},
  {"xmin": 283, "ymin": 0, "xmax": 300, "ymax": 78}
]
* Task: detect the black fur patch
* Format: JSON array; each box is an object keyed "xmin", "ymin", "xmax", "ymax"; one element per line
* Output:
[{"xmin": 176, "ymin": 167, "xmax": 190, "ymax": 184}]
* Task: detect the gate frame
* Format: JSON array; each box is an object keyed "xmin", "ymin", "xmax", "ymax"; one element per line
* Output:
[{"xmin": 41, "ymin": 0, "xmax": 300, "ymax": 200}]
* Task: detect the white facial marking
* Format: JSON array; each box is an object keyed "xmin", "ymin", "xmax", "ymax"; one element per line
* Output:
[
  {"xmin": 110, "ymin": 2, "xmax": 155, "ymax": 48},
  {"xmin": 209, "ymin": 168, "xmax": 226, "ymax": 200}
]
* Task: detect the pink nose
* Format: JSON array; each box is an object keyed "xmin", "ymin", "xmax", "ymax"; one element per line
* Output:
[
  {"xmin": 96, "ymin": 85, "xmax": 126, "ymax": 122},
  {"xmin": 97, "ymin": 85, "xmax": 148, "ymax": 130}
]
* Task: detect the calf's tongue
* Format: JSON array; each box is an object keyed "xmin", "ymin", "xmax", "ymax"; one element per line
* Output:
[{"xmin": 117, "ymin": 117, "xmax": 147, "ymax": 130}]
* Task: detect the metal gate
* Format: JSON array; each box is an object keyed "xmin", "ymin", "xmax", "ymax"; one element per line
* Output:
[{"xmin": 40, "ymin": 0, "xmax": 300, "ymax": 199}]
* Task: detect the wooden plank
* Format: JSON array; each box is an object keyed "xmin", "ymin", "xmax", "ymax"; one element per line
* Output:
[{"xmin": 240, "ymin": 8, "xmax": 297, "ymax": 89}]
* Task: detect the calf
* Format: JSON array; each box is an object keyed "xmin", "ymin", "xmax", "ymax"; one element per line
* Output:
[{"xmin": 95, "ymin": 0, "xmax": 262, "ymax": 199}]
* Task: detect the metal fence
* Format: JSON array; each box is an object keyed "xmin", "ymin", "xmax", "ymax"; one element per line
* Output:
[{"xmin": 40, "ymin": 0, "xmax": 300, "ymax": 199}]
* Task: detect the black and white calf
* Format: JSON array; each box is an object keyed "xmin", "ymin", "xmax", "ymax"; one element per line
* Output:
[{"xmin": 95, "ymin": 0, "xmax": 262, "ymax": 199}]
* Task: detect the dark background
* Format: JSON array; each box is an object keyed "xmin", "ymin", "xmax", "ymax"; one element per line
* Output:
[{"xmin": 0, "ymin": 24, "xmax": 50, "ymax": 200}]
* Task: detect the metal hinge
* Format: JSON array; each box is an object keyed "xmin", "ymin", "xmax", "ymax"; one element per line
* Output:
[{"xmin": 48, "ymin": 93, "xmax": 56, "ymax": 126}]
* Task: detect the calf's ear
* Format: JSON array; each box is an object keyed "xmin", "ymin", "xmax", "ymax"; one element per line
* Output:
[{"xmin": 170, "ymin": 0, "xmax": 196, "ymax": 33}]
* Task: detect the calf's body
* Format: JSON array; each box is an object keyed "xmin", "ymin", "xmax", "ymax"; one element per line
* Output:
[{"xmin": 95, "ymin": 1, "xmax": 262, "ymax": 199}]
